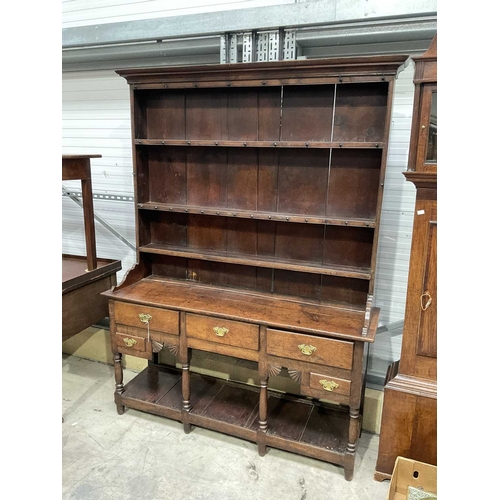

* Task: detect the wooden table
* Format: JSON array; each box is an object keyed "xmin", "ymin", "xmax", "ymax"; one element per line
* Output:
[{"xmin": 62, "ymin": 154, "xmax": 121, "ymax": 341}]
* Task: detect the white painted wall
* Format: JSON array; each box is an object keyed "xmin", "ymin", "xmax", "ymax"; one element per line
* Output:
[
  {"xmin": 368, "ymin": 61, "xmax": 416, "ymax": 379},
  {"xmin": 62, "ymin": 70, "xmax": 135, "ymax": 283},
  {"xmin": 62, "ymin": 0, "xmax": 294, "ymax": 28}
]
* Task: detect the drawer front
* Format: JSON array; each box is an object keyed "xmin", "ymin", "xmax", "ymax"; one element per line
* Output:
[
  {"xmin": 267, "ymin": 329, "xmax": 353, "ymax": 370},
  {"xmin": 186, "ymin": 314, "xmax": 259, "ymax": 351},
  {"xmin": 308, "ymin": 372, "xmax": 351, "ymax": 397},
  {"xmin": 114, "ymin": 301, "xmax": 179, "ymax": 335},
  {"xmin": 115, "ymin": 333, "xmax": 147, "ymax": 353}
]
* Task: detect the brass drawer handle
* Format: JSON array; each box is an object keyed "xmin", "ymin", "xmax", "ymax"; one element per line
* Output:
[
  {"xmin": 123, "ymin": 338, "xmax": 137, "ymax": 347},
  {"xmin": 298, "ymin": 344, "xmax": 317, "ymax": 356},
  {"xmin": 213, "ymin": 326, "xmax": 229, "ymax": 337},
  {"xmin": 138, "ymin": 313, "xmax": 152, "ymax": 324},
  {"xmin": 319, "ymin": 379, "xmax": 339, "ymax": 392},
  {"xmin": 420, "ymin": 292, "xmax": 432, "ymax": 311}
]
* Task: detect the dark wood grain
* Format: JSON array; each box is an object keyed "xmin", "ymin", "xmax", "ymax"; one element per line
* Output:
[
  {"xmin": 196, "ymin": 384, "xmax": 260, "ymax": 427},
  {"xmin": 62, "ymin": 274, "xmax": 116, "ymax": 341},
  {"xmin": 327, "ymin": 149, "xmax": 382, "ymax": 219},
  {"xmin": 187, "ymin": 259, "xmax": 265, "ymax": 291},
  {"xmin": 226, "ymin": 148, "xmax": 258, "ymax": 210},
  {"xmin": 227, "ymin": 88, "xmax": 259, "ymax": 141},
  {"xmin": 257, "ymin": 149, "xmax": 279, "ymax": 211},
  {"xmin": 150, "ymin": 254, "xmax": 189, "ymax": 280},
  {"xmin": 301, "ymin": 405, "xmax": 350, "ymax": 452},
  {"xmin": 187, "ymin": 148, "xmax": 227, "ymax": 206},
  {"xmin": 267, "ymin": 329, "xmax": 354, "ymax": 369},
  {"xmin": 148, "ymin": 147, "xmax": 187, "ymax": 205},
  {"xmin": 333, "ymin": 83, "xmax": 388, "ymax": 142},
  {"xmin": 257, "ymin": 87, "xmax": 281, "ymax": 140},
  {"xmin": 149, "ymin": 212, "xmax": 188, "ymax": 247},
  {"xmin": 277, "ymin": 149, "xmax": 329, "ymax": 216},
  {"xmin": 114, "ymin": 301, "xmax": 179, "ymax": 335},
  {"xmin": 272, "ymin": 270, "xmax": 322, "ymax": 301},
  {"xmin": 186, "ymin": 313, "xmax": 260, "ymax": 350},
  {"xmin": 150, "ymin": 90, "xmax": 186, "ymax": 139},
  {"xmin": 254, "ymin": 396, "xmax": 312, "ymax": 440},
  {"xmin": 323, "ymin": 226, "xmax": 374, "ymax": 269},
  {"xmin": 122, "ymin": 363, "xmax": 181, "ymax": 403},
  {"xmin": 320, "ymin": 275, "xmax": 369, "ymax": 308},
  {"xmin": 186, "ymin": 88, "xmax": 225, "ymax": 139},
  {"xmin": 274, "ymin": 222, "xmax": 324, "ymax": 263},
  {"xmin": 281, "ymin": 85, "xmax": 334, "ymax": 142}
]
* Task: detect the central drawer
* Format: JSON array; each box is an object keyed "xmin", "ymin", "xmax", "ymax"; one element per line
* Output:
[
  {"xmin": 266, "ymin": 329, "xmax": 354, "ymax": 370},
  {"xmin": 186, "ymin": 314, "xmax": 259, "ymax": 351}
]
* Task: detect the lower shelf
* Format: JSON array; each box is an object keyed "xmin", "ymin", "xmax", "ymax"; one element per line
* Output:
[{"xmin": 119, "ymin": 364, "xmax": 352, "ymax": 473}]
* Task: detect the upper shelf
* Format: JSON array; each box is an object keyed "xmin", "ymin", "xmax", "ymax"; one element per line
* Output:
[{"xmin": 134, "ymin": 140, "xmax": 384, "ymax": 149}]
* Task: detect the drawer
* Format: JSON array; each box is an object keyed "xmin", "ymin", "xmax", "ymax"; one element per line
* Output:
[
  {"xmin": 308, "ymin": 372, "xmax": 351, "ymax": 398},
  {"xmin": 186, "ymin": 314, "xmax": 259, "ymax": 351},
  {"xmin": 114, "ymin": 301, "xmax": 179, "ymax": 335},
  {"xmin": 266, "ymin": 329, "xmax": 353, "ymax": 370},
  {"xmin": 115, "ymin": 332, "xmax": 147, "ymax": 353}
]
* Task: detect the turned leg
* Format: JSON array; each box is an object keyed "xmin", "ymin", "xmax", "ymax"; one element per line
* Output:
[
  {"xmin": 257, "ymin": 378, "xmax": 268, "ymax": 457},
  {"xmin": 179, "ymin": 313, "xmax": 192, "ymax": 433},
  {"xmin": 181, "ymin": 361, "xmax": 192, "ymax": 433},
  {"xmin": 344, "ymin": 408, "xmax": 360, "ymax": 481},
  {"xmin": 113, "ymin": 352, "xmax": 125, "ymax": 415}
]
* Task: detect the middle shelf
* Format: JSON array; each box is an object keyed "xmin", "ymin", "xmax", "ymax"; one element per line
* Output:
[
  {"xmin": 135, "ymin": 146, "xmax": 384, "ymax": 222},
  {"xmin": 138, "ymin": 202, "xmax": 376, "ymax": 228}
]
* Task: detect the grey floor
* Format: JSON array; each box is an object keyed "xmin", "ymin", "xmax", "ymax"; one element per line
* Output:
[{"xmin": 62, "ymin": 354, "xmax": 390, "ymax": 500}]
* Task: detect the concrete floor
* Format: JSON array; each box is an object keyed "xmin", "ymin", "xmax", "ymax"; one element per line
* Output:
[{"xmin": 62, "ymin": 354, "xmax": 390, "ymax": 500}]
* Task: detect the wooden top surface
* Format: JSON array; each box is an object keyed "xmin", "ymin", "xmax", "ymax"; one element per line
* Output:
[
  {"xmin": 104, "ymin": 277, "xmax": 378, "ymax": 342},
  {"xmin": 63, "ymin": 254, "xmax": 121, "ymax": 293}
]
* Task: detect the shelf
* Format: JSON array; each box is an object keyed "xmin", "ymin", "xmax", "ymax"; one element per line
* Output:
[
  {"xmin": 139, "ymin": 146, "xmax": 382, "ymax": 222},
  {"xmin": 135, "ymin": 139, "xmax": 384, "ymax": 149},
  {"xmin": 138, "ymin": 202, "xmax": 376, "ymax": 228},
  {"xmin": 139, "ymin": 243, "xmax": 372, "ymax": 280},
  {"xmin": 104, "ymin": 276, "xmax": 377, "ymax": 341},
  {"xmin": 121, "ymin": 363, "xmax": 350, "ymax": 463}
]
